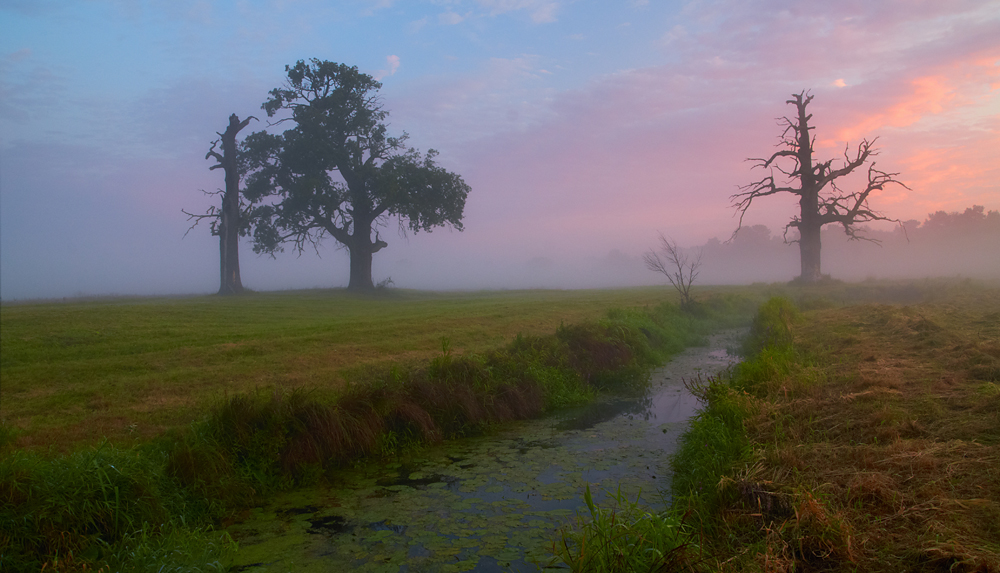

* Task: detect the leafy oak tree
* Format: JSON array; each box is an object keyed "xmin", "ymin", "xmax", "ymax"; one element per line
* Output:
[
  {"xmin": 243, "ymin": 59, "xmax": 471, "ymax": 290},
  {"xmin": 732, "ymin": 91, "xmax": 908, "ymax": 283}
]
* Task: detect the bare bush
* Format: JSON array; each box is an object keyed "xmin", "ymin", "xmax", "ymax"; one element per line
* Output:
[{"xmin": 644, "ymin": 234, "xmax": 702, "ymax": 309}]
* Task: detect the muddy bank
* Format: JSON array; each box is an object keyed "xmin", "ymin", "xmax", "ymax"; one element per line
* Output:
[{"xmin": 227, "ymin": 329, "xmax": 744, "ymax": 572}]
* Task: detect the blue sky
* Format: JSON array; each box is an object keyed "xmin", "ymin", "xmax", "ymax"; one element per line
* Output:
[{"xmin": 2, "ymin": 0, "xmax": 998, "ymax": 298}]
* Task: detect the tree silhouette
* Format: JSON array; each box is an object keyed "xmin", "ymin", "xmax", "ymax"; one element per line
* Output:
[
  {"xmin": 243, "ymin": 60, "xmax": 470, "ymax": 291},
  {"xmin": 732, "ymin": 92, "xmax": 907, "ymax": 283}
]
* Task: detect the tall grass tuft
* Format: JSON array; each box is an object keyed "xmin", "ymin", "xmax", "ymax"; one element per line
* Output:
[
  {"xmin": 0, "ymin": 441, "xmax": 235, "ymax": 573},
  {"xmin": 740, "ymin": 296, "xmax": 801, "ymax": 357},
  {"xmin": 555, "ymin": 485, "xmax": 703, "ymax": 572}
]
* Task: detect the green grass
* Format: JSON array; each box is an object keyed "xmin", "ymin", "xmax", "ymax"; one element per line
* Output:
[
  {"xmin": 4, "ymin": 280, "xmax": 953, "ymax": 452},
  {"xmin": 7, "ymin": 279, "xmax": 992, "ymax": 572},
  {"xmin": 0, "ymin": 441, "xmax": 236, "ymax": 572},
  {"xmin": 2, "ymin": 287, "xmax": 751, "ymax": 451},
  {"xmin": 554, "ymin": 485, "xmax": 700, "ymax": 572},
  {"xmin": 1, "ymin": 285, "xmax": 759, "ymax": 573}
]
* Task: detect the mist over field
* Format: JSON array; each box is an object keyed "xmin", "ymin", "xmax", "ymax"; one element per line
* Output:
[
  {"xmin": 382, "ymin": 210, "xmax": 1000, "ymax": 290},
  {"xmin": 2, "ymin": 1, "xmax": 998, "ymax": 300},
  {"xmin": 3, "ymin": 204, "xmax": 999, "ymax": 300}
]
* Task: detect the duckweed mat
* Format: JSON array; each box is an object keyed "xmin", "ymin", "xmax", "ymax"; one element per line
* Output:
[{"xmin": 226, "ymin": 330, "xmax": 744, "ymax": 572}]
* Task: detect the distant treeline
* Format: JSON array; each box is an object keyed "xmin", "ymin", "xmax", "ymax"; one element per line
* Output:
[{"xmin": 697, "ymin": 205, "xmax": 1000, "ymax": 284}]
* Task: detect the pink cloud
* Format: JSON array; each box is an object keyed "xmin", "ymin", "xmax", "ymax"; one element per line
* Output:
[
  {"xmin": 831, "ymin": 55, "xmax": 999, "ymax": 145},
  {"xmin": 375, "ymin": 55, "xmax": 401, "ymax": 80}
]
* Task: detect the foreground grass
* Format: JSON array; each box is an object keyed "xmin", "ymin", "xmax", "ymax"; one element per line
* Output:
[
  {"xmin": 760, "ymin": 292, "xmax": 1000, "ymax": 570},
  {"xmin": 559, "ymin": 280, "xmax": 999, "ymax": 572},
  {"xmin": 1, "ymin": 287, "xmax": 731, "ymax": 451},
  {"xmin": 2, "ymin": 286, "xmax": 758, "ymax": 572},
  {"xmin": 675, "ymin": 285, "xmax": 999, "ymax": 571}
]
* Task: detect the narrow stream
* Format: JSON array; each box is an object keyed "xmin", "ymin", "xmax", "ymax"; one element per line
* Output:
[{"xmin": 226, "ymin": 329, "xmax": 744, "ymax": 573}]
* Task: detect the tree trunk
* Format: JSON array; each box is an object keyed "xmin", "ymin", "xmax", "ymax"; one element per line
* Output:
[
  {"xmin": 795, "ymin": 98, "xmax": 822, "ymax": 284},
  {"xmin": 345, "ymin": 217, "xmax": 387, "ymax": 291},
  {"xmin": 215, "ymin": 114, "xmax": 253, "ymax": 295},
  {"xmin": 347, "ymin": 245, "xmax": 375, "ymax": 291},
  {"xmin": 218, "ymin": 188, "xmax": 243, "ymax": 294},
  {"xmin": 798, "ymin": 221, "xmax": 822, "ymax": 283},
  {"xmin": 798, "ymin": 185, "xmax": 823, "ymax": 283}
]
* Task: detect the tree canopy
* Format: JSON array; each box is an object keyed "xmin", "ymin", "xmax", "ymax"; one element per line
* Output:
[{"xmin": 243, "ymin": 59, "xmax": 471, "ymax": 290}]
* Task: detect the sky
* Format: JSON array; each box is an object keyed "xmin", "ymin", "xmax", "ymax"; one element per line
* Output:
[{"xmin": 1, "ymin": 0, "xmax": 998, "ymax": 299}]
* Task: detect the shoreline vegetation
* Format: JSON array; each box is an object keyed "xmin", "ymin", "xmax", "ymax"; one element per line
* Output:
[
  {"xmin": 1, "ymin": 287, "xmax": 753, "ymax": 572},
  {"xmin": 2, "ymin": 279, "xmax": 998, "ymax": 571},
  {"xmin": 562, "ymin": 280, "xmax": 999, "ymax": 572}
]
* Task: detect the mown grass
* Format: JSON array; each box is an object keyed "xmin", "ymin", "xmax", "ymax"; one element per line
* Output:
[
  {"xmin": 559, "ymin": 279, "xmax": 1000, "ymax": 572},
  {"xmin": 7, "ymin": 279, "xmax": 991, "ymax": 572},
  {"xmin": 3, "ymin": 280, "xmax": 944, "ymax": 452},
  {"xmin": 1, "ymin": 286, "xmax": 757, "ymax": 572},
  {"xmin": 1, "ymin": 287, "xmax": 749, "ymax": 452}
]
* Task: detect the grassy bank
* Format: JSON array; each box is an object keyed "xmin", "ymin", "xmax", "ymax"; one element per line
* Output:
[
  {"xmin": 2, "ymin": 287, "xmax": 736, "ymax": 452},
  {"xmin": 1, "ymin": 287, "xmax": 755, "ymax": 572},
  {"xmin": 560, "ymin": 280, "xmax": 1000, "ymax": 571}
]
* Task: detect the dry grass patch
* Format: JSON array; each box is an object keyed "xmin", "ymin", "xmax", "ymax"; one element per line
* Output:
[{"xmin": 735, "ymin": 288, "xmax": 1000, "ymax": 571}]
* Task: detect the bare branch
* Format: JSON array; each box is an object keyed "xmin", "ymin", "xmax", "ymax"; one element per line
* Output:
[
  {"xmin": 205, "ymin": 139, "xmax": 224, "ymax": 168},
  {"xmin": 181, "ymin": 190, "xmax": 221, "ymax": 238},
  {"xmin": 644, "ymin": 233, "xmax": 702, "ymax": 309}
]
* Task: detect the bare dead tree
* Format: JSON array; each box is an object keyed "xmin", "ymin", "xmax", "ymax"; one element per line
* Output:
[
  {"xmin": 183, "ymin": 113, "xmax": 257, "ymax": 295},
  {"xmin": 644, "ymin": 234, "xmax": 702, "ymax": 309},
  {"xmin": 731, "ymin": 91, "xmax": 908, "ymax": 283}
]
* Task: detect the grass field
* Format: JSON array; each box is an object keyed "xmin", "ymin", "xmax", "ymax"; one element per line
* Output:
[
  {"xmin": 769, "ymin": 289, "xmax": 1000, "ymax": 570},
  {"xmin": 5, "ymin": 279, "xmax": 997, "ymax": 572},
  {"xmin": 1, "ymin": 286, "xmax": 730, "ymax": 452},
  {"xmin": 3, "ymin": 285, "xmax": 758, "ymax": 572},
  {"xmin": 652, "ymin": 280, "xmax": 1000, "ymax": 571}
]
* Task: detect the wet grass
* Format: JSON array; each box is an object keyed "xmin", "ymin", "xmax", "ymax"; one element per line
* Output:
[{"xmin": 554, "ymin": 485, "xmax": 702, "ymax": 572}]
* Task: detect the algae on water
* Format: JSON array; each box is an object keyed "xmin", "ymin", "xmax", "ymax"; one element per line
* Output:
[{"xmin": 227, "ymin": 331, "xmax": 743, "ymax": 572}]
